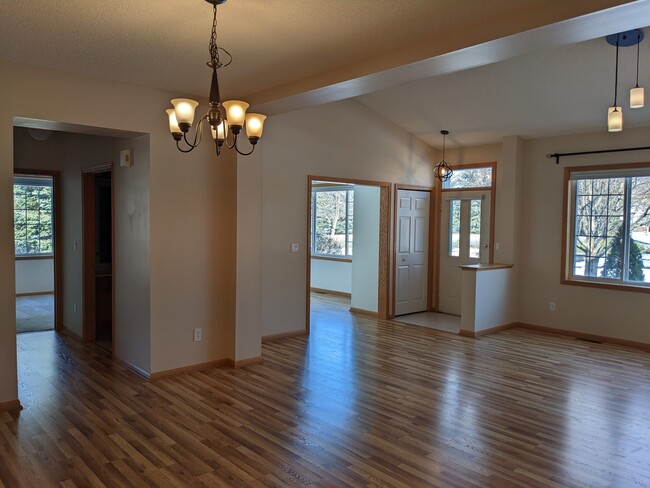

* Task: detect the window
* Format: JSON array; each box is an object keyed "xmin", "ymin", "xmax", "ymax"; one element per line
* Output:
[
  {"xmin": 14, "ymin": 176, "xmax": 54, "ymax": 256},
  {"xmin": 442, "ymin": 166, "xmax": 492, "ymax": 189},
  {"xmin": 311, "ymin": 186, "xmax": 353, "ymax": 257},
  {"xmin": 565, "ymin": 164, "xmax": 650, "ymax": 289}
]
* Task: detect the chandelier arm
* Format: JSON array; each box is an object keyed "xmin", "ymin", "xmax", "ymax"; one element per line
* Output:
[
  {"xmin": 176, "ymin": 140, "xmax": 197, "ymax": 153},
  {"xmin": 224, "ymin": 130, "xmax": 237, "ymax": 150},
  {"xmin": 234, "ymin": 142, "xmax": 256, "ymax": 156},
  {"xmin": 182, "ymin": 116, "xmax": 208, "ymax": 148}
]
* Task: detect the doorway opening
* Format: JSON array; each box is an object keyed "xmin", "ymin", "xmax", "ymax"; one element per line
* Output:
[
  {"xmin": 306, "ymin": 176, "xmax": 391, "ymax": 333},
  {"xmin": 436, "ymin": 162, "xmax": 496, "ymax": 326},
  {"xmin": 83, "ymin": 165, "xmax": 114, "ymax": 352},
  {"xmin": 390, "ymin": 184, "xmax": 460, "ymax": 332},
  {"xmin": 13, "ymin": 170, "xmax": 62, "ymax": 334}
]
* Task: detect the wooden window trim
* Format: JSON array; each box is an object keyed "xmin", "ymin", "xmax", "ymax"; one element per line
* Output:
[
  {"xmin": 311, "ymin": 255, "xmax": 352, "ymax": 263},
  {"xmin": 15, "ymin": 255, "xmax": 54, "ymax": 261},
  {"xmin": 561, "ymin": 161, "xmax": 650, "ymax": 294}
]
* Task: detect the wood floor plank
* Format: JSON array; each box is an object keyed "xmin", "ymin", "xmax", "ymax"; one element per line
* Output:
[{"xmin": 3, "ymin": 294, "xmax": 650, "ymax": 487}]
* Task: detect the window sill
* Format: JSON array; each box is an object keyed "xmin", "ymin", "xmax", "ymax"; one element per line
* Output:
[
  {"xmin": 311, "ymin": 255, "xmax": 352, "ymax": 263},
  {"xmin": 15, "ymin": 255, "xmax": 54, "ymax": 261},
  {"xmin": 562, "ymin": 277, "xmax": 650, "ymax": 294}
]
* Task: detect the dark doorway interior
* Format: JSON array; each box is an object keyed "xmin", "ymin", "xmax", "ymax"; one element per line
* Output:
[{"xmin": 83, "ymin": 169, "xmax": 113, "ymax": 352}]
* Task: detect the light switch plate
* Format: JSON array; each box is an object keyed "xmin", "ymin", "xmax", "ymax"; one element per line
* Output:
[{"xmin": 291, "ymin": 243, "xmax": 300, "ymax": 253}]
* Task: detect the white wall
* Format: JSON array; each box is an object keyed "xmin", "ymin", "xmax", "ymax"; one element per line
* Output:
[
  {"xmin": 0, "ymin": 60, "xmax": 238, "ymax": 404},
  {"xmin": 261, "ymin": 99, "xmax": 436, "ymax": 337},
  {"xmin": 310, "ymin": 259, "xmax": 352, "ymax": 294},
  {"xmin": 518, "ymin": 126, "xmax": 650, "ymax": 343},
  {"xmin": 351, "ymin": 185, "xmax": 380, "ymax": 312},
  {"xmin": 461, "ymin": 268, "xmax": 516, "ymax": 333},
  {"xmin": 15, "ymin": 259, "xmax": 54, "ymax": 294}
]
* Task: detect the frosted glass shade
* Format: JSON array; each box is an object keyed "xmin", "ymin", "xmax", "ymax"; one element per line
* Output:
[
  {"xmin": 166, "ymin": 109, "xmax": 181, "ymax": 134},
  {"xmin": 245, "ymin": 113, "xmax": 266, "ymax": 139},
  {"xmin": 223, "ymin": 100, "xmax": 249, "ymax": 127},
  {"xmin": 608, "ymin": 106, "xmax": 623, "ymax": 132},
  {"xmin": 210, "ymin": 120, "xmax": 229, "ymax": 142},
  {"xmin": 171, "ymin": 98, "xmax": 199, "ymax": 126},
  {"xmin": 630, "ymin": 86, "xmax": 645, "ymax": 108}
]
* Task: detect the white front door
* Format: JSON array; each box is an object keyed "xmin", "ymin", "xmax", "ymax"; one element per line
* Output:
[
  {"xmin": 395, "ymin": 190, "xmax": 430, "ymax": 316},
  {"xmin": 439, "ymin": 190, "xmax": 491, "ymax": 315}
]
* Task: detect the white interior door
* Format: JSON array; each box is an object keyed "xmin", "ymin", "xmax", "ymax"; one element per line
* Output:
[
  {"xmin": 439, "ymin": 190, "xmax": 490, "ymax": 315},
  {"xmin": 395, "ymin": 190, "xmax": 430, "ymax": 316}
]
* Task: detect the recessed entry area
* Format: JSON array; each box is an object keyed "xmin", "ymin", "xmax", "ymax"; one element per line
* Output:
[{"xmin": 13, "ymin": 120, "xmax": 150, "ymax": 368}]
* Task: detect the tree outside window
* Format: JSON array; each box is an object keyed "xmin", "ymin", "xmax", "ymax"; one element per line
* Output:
[
  {"xmin": 569, "ymin": 170, "xmax": 650, "ymax": 286},
  {"xmin": 14, "ymin": 177, "xmax": 54, "ymax": 256},
  {"xmin": 311, "ymin": 187, "xmax": 353, "ymax": 257}
]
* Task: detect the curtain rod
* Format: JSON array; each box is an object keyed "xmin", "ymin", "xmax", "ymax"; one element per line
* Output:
[{"xmin": 547, "ymin": 146, "xmax": 650, "ymax": 164}]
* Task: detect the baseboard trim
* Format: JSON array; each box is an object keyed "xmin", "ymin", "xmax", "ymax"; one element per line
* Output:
[
  {"xmin": 16, "ymin": 291, "xmax": 54, "ymax": 297},
  {"xmin": 310, "ymin": 287, "xmax": 351, "ymax": 298},
  {"xmin": 227, "ymin": 356, "xmax": 264, "ymax": 368},
  {"xmin": 59, "ymin": 326, "xmax": 83, "ymax": 342},
  {"xmin": 516, "ymin": 323, "xmax": 650, "ymax": 351},
  {"xmin": 0, "ymin": 400, "xmax": 23, "ymax": 412},
  {"xmin": 349, "ymin": 307, "xmax": 379, "ymax": 318},
  {"xmin": 262, "ymin": 330, "xmax": 308, "ymax": 343},
  {"xmin": 113, "ymin": 357, "xmax": 150, "ymax": 381},
  {"xmin": 150, "ymin": 358, "xmax": 229, "ymax": 381}
]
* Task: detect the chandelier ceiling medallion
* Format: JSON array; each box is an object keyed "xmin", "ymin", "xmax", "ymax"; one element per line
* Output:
[
  {"xmin": 165, "ymin": 0, "xmax": 266, "ymax": 156},
  {"xmin": 433, "ymin": 130, "xmax": 453, "ymax": 182},
  {"xmin": 606, "ymin": 30, "xmax": 645, "ymax": 133}
]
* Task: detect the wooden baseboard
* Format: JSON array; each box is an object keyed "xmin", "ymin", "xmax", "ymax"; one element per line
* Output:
[
  {"xmin": 0, "ymin": 400, "xmax": 23, "ymax": 412},
  {"xmin": 516, "ymin": 323, "xmax": 650, "ymax": 351},
  {"xmin": 113, "ymin": 357, "xmax": 150, "ymax": 381},
  {"xmin": 310, "ymin": 288, "xmax": 351, "ymax": 298},
  {"xmin": 16, "ymin": 291, "xmax": 54, "ymax": 297},
  {"xmin": 59, "ymin": 326, "xmax": 83, "ymax": 342},
  {"xmin": 262, "ymin": 330, "xmax": 308, "ymax": 343},
  {"xmin": 349, "ymin": 307, "xmax": 378, "ymax": 318},
  {"xmin": 227, "ymin": 356, "xmax": 264, "ymax": 368},
  {"xmin": 150, "ymin": 358, "xmax": 229, "ymax": 381}
]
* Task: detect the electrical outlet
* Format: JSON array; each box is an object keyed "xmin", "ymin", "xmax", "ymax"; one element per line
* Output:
[
  {"xmin": 193, "ymin": 328, "xmax": 202, "ymax": 342},
  {"xmin": 73, "ymin": 304, "xmax": 77, "ymax": 314},
  {"xmin": 549, "ymin": 302, "xmax": 556, "ymax": 312},
  {"xmin": 73, "ymin": 240, "xmax": 78, "ymax": 252},
  {"xmin": 291, "ymin": 243, "xmax": 300, "ymax": 253}
]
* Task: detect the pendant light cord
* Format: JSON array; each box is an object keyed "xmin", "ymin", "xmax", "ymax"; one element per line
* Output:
[
  {"xmin": 442, "ymin": 133, "xmax": 446, "ymax": 161},
  {"xmin": 614, "ymin": 35, "xmax": 620, "ymax": 107},
  {"xmin": 636, "ymin": 34, "xmax": 641, "ymax": 88}
]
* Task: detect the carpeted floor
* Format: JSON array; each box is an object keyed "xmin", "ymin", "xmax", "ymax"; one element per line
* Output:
[{"xmin": 16, "ymin": 294, "xmax": 54, "ymax": 333}]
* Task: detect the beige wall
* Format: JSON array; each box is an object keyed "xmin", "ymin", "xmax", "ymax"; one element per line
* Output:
[
  {"xmin": 15, "ymin": 259, "xmax": 54, "ymax": 295},
  {"xmin": 350, "ymin": 185, "xmax": 380, "ymax": 313},
  {"xmin": 261, "ymin": 99, "xmax": 436, "ymax": 337},
  {"xmin": 0, "ymin": 61, "xmax": 237, "ymax": 403},
  {"xmin": 518, "ymin": 126, "xmax": 650, "ymax": 343}
]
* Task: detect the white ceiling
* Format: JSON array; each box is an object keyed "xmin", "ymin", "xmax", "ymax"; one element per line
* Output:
[
  {"xmin": 356, "ymin": 33, "xmax": 650, "ymax": 147},
  {"xmin": 2, "ymin": 0, "xmax": 648, "ymax": 146},
  {"xmin": 0, "ymin": 0, "xmax": 630, "ymax": 101}
]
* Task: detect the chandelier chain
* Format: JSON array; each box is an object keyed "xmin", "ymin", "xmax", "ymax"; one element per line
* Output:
[{"xmin": 209, "ymin": 4, "xmax": 219, "ymax": 66}]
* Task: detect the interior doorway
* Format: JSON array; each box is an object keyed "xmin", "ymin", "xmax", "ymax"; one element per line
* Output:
[
  {"xmin": 13, "ymin": 170, "xmax": 62, "ymax": 334},
  {"xmin": 82, "ymin": 164, "xmax": 114, "ymax": 352},
  {"xmin": 306, "ymin": 176, "xmax": 391, "ymax": 333}
]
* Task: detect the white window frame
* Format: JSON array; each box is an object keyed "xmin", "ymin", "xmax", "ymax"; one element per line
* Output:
[
  {"xmin": 13, "ymin": 176, "xmax": 55, "ymax": 258},
  {"xmin": 311, "ymin": 185, "xmax": 353, "ymax": 258},
  {"xmin": 563, "ymin": 163, "xmax": 650, "ymax": 292}
]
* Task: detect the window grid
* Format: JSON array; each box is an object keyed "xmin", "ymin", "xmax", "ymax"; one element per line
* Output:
[
  {"xmin": 311, "ymin": 187, "xmax": 354, "ymax": 258},
  {"xmin": 14, "ymin": 183, "xmax": 54, "ymax": 256},
  {"xmin": 569, "ymin": 172, "xmax": 649, "ymax": 287}
]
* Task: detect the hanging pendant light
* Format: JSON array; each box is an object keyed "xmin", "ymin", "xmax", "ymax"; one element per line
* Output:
[
  {"xmin": 631, "ymin": 32, "xmax": 645, "ymax": 109},
  {"xmin": 165, "ymin": 0, "xmax": 266, "ymax": 157},
  {"xmin": 608, "ymin": 34, "xmax": 623, "ymax": 132},
  {"xmin": 434, "ymin": 130, "xmax": 453, "ymax": 182}
]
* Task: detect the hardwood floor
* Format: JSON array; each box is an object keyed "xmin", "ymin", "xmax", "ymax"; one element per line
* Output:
[{"xmin": 2, "ymin": 298, "xmax": 650, "ymax": 487}]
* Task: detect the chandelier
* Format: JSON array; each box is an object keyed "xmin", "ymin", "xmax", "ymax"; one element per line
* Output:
[
  {"xmin": 165, "ymin": 0, "xmax": 266, "ymax": 156},
  {"xmin": 433, "ymin": 130, "xmax": 453, "ymax": 182}
]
